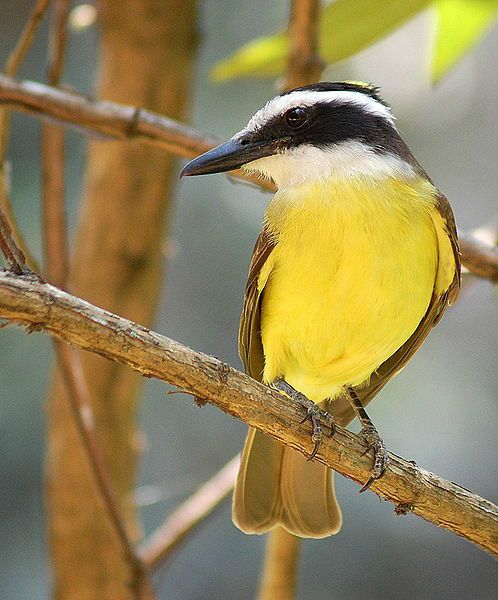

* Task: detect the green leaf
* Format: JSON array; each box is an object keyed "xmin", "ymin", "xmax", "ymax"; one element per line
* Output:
[
  {"xmin": 211, "ymin": 0, "xmax": 431, "ymax": 82},
  {"xmin": 432, "ymin": 0, "xmax": 498, "ymax": 83}
]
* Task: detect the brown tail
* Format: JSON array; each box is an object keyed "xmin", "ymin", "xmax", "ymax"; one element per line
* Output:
[{"xmin": 232, "ymin": 428, "xmax": 342, "ymax": 538}]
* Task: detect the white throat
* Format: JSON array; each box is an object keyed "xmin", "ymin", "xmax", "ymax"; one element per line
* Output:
[{"xmin": 242, "ymin": 141, "xmax": 415, "ymax": 189}]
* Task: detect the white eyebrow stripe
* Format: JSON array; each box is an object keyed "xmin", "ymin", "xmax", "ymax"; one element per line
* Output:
[{"xmin": 245, "ymin": 90, "xmax": 394, "ymax": 132}]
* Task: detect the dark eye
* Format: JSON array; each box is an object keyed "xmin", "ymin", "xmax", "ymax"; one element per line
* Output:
[{"xmin": 284, "ymin": 107, "xmax": 307, "ymax": 128}]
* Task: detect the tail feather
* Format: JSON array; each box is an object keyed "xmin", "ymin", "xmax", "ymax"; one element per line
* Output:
[{"xmin": 233, "ymin": 428, "xmax": 342, "ymax": 538}]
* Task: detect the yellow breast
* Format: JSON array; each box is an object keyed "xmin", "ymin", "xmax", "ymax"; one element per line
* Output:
[{"xmin": 260, "ymin": 176, "xmax": 444, "ymax": 402}]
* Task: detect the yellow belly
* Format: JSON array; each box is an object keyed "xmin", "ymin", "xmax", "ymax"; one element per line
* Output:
[{"xmin": 260, "ymin": 177, "xmax": 440, "ymax": 402}]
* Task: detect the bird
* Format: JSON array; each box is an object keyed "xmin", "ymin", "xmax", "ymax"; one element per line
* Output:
[{"xmin": 181, "ymin": 81, "xmax": 460, "ymax": 539}]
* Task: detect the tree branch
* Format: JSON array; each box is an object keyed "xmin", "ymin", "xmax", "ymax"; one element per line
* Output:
[
  {"xmin": 0, "ymin": 74, "xmax": 273, "ymax": 192},
  {"xmin": 0, "ymin": 2, "xmax": 52, "ymax": 271},
  {"xmin": 0, "ymin": 271, "xmax": 497, "ymax": 559},
  {"xmin": 139, "ymin": 455, "xmax": 240, "ymax": 569}
]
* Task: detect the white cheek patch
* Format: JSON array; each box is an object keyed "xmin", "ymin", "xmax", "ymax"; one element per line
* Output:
[
  {"xmin": 242, "ymin": 141, "xmax": 415, "ymax": 189},
  {"xmin": 245, "ymin": 89, "xmax": 394, "ymax": 133}
]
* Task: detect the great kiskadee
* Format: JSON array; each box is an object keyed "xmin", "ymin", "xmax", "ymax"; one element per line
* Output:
[{"xmin": 181, "ymin": 82, "xmax": 460, "ymax": 538}]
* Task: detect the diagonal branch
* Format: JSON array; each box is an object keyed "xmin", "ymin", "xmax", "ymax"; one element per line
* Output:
[
  {"xmin": 0, "ymin": 271, "xmax": 497, "ymax": 559},
  {"xmin": 139, "ymin": 455, "xmax": 240, "ymax": 569},
  {"xmin": 0, "ymin": 74, "xmax": 274, "ymax": 192}
]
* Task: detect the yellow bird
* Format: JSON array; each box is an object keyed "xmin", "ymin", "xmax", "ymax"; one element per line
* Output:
[{"xmin": 181, "ymin": 82, "xmax": 460, "ymax": 538}]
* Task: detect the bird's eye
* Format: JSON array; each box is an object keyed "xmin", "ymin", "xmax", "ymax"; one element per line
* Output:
[{"xmin": 284, "ymin": 107, "xmax": 307, "ymax": 128}]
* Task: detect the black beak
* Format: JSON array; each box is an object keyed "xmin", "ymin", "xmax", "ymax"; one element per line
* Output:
[{"xmin": 180, "ymin": 136, "xmax": 274, "ymax": 177}]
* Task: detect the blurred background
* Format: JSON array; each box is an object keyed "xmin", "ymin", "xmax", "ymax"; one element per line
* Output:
[{"xmin": 0, "ymin": 1, "xmax": 497, "ymax": 598}]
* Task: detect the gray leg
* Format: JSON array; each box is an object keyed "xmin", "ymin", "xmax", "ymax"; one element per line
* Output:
[
  {"xmin": 271, "ymin": 378, "xmax": 335, "ymax": 461},
  {"xmin": 348, "ymin": 387, "xmax": 389, "ymax": 492}
]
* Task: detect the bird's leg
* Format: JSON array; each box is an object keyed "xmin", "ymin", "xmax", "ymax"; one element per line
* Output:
[
  {"xmin": 347, "ymin": 387, "xmax": 389, "ymax": 492},
  {"xmin": 271, "ymin": 378, "xmax": 335, "ymax": 461}
]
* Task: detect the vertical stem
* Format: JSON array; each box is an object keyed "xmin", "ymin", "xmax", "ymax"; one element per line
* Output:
[
  {"xmin": 258, "ymin": 529, "xmax": 301, "ymax": 600},
  {"xmin": 41, "ymin": 0, "xmax": 69, "ymax": 287},
  {"xmin": 0, "ymin": 0, "xmax": 52, "ymax": 270},
  {"xmin": 283, "ymin": 0, "xmax": 324, "ymax": 91}
]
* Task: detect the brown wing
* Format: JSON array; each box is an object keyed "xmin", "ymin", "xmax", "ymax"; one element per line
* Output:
[
  {"xmin": 238, "ymin": 227, "xmax": 276, "ymax": 381},
  {"xmin": 331, "ymin": 191, "xmax": 461, "ymax": 427}
]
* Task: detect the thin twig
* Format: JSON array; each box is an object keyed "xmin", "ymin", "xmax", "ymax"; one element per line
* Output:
[
  {"xmin": 0, "ymin": 1, "xmax": 51, "ymax": 269},
  {"xmin": 41, "ymin": 0, "xmax": 70, "ymax": 287},
  {"xmin": 283, "ymin": 0, "xmax": 324, "ymax": 91},
  {"xmin": 0, "ymin": 207, "xmax": 26, "ymax": 274},
  {"xmin": 2, "ymin": 0, "xmax": 52, "ymax": 154},
  {"xmin": 54, "ymin": 342, "xmax": 155, "ymax": 600},
  {"xmin": 0, "ymin": 273, "xmax": 497, "ymax": 559},
  {"xmin": 4, "ymin": 0, "xmax": 52, "ymax": 77},
  {"xmin": 139, "ymin": 455, "xmax": 240, "ymax": 569}
]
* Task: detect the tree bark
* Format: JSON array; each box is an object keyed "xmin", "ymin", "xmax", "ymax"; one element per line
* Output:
[{"xmin": 46, "ymin": 2, "xmax": 198, "ymax": 598}]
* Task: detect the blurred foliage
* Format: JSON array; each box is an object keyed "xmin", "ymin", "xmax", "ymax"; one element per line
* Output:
[
  {"xmin": 432, "ymin": 0, "xmax": 498, "ymax": 82},
  {"xmin": 211, "ymin": 0, "xmax": 498, "ymax": 84}
]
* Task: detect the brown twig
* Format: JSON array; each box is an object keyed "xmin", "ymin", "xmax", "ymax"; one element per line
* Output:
[
  {"xmin": 283, "ymin": 0, "xmax": 324, "ymax": 91},
  {"xmin": 0, "ymin": 75, "xmax": 273, "ymax": 192},
  {"xmin": 0, "ymin": 209, "xmax": 26, "ymax": 274},
  {"xmin": 139, "ymin": 455, "xmax": 240, "ymax": 569},
  {"xmin": 2, "ymin": 0, "xmax": 52, "ymax": 154},
  {"xmin": 41, "ymin": 0, "xmax": 69, "ymax": 286},
  {"xmin": 4, "ymin": 0, "xmax": 52, "ymax": 77},
  {"xmin": 0, "ymin": 2, "xmax": 51, "ymax": 270},
  {"xmin": 54, "ymin": 342, "xmax": 155, "ymax": 600},
  {"xmin": 0, "ymin": 273, "xmax": 497, "ymax": 559}
]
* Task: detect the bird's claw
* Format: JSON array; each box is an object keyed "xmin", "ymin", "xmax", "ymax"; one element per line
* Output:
[
  {"xmin": 359, "ymin": 424, "xmax": 389, "ymax": 492},
  {"xmin": 270, "ymin": 379, "xmax": 335, "ymax": 461},
  {"xmin": 301, "ymin": 404, "xmax": 335, "ymax": 461}
]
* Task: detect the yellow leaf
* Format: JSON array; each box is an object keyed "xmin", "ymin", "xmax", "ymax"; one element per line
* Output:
[
  {"xmin": 211, "ymin": 0, "xmax": 431, "ymax": 82},
  {"xmin": 432, "ymin": 0, "xmax": 498, "ymax": 83}
]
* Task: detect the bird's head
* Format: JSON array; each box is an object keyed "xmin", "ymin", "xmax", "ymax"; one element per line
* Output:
[{"xmin": 181, "ymin": 82, "xmax": 416, "ymax": 188}]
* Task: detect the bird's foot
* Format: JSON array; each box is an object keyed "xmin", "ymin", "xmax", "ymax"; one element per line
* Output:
[
  {"xmin": 271, "ymin": 378, "xmax": 335, "ymax": 461},
  {"xmin": 359, "ymin": 423, "xmax": 389, "ymax": 493}
]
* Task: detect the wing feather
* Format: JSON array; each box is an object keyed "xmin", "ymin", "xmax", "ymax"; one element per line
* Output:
[{"xmin": 238, "ymin": 227, "xmax": 276, "ymax": 381}]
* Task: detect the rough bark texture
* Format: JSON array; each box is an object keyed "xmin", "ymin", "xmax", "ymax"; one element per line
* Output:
[
  {"xmin": 45, "ymin": 2, "xmax": 198, "ymax": 598},
  {"xmin": 2, "ymin": 273, "xmax": 497, "ymax": 560}
]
